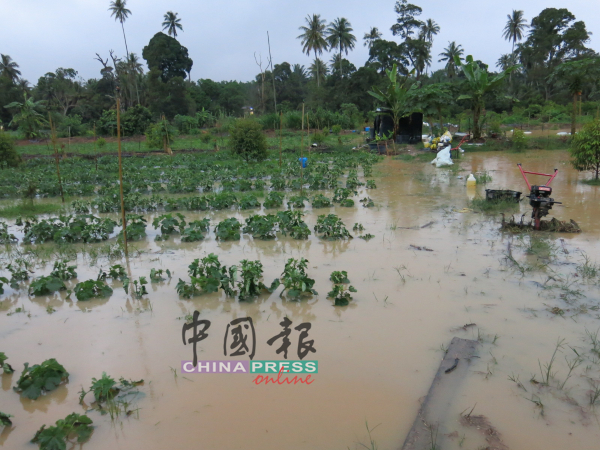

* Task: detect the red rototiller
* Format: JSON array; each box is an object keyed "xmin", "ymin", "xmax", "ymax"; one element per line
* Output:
[{"xmin": 517, "ymin": 163, "xmax": 561, "ymax": 230}]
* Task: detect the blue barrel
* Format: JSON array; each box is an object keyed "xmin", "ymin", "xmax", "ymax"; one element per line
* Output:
[
  {"xmin": 299, "ymin": 157, "xmax": 307, "ymax": 168},
  {"xmin": 365, "ymin": 127, "xmax": 370, "ymax": 132}
]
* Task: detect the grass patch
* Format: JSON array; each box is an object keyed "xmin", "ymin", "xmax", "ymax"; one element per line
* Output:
[
  {"xmin": 0, "ymin": 201, "xmax": 65, "ymax": 219},
  {"xmin": 470, "ymin": 197, "xmax": 520, "ymax": 214},
  {"xmin": 581, "ymin": 178, "xmax": 600, "ymax": 186}
]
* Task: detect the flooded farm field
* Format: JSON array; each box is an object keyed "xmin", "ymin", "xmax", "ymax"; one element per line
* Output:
[{"xmin": 1, "ymin": 149, "xmax": 600, "ymax": 450}]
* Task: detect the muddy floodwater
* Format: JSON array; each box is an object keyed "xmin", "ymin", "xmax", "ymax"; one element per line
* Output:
[{"xmin": 1, "ymin": 149, "xmax": 600, "ymax": 450}]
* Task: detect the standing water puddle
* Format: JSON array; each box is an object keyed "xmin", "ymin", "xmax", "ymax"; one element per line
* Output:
[{"xmin": 1, "ymin": 150, "xmax": 600, "ymax": 450}]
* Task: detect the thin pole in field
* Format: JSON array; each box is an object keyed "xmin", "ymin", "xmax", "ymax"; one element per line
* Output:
[
  {"xmin": 279, "ymin": 112, "xmax": 283, "ymax": 168},
  {"xmin": 116, "ymin": 91, "xmax": 128, "ymax": 257},
  {"xmin": 301, "ymin": 103, "xmax": 304, "ymax": 195},
  {"xmin": 93, "ymin": 124, "xmax": 98, "ymax": 171},
  {"xmin": 49, "ymin": 114, "xmax": 65, "ymax": 204}
]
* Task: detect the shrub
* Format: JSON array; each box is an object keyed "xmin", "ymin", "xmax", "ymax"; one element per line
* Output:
[
  {"xmin": 145, "ymin": 119, "xmax": 177, "ymax": 150},
  {"xmin": 511, "ymin": 129, "xmax": 527, "ymax": 151},
  {"xmin": 229, "ymin": 118, "xmax": 268, "ymax": 162},
  {"xmin": 332, "ymin": 124, "xmax": 342, "ymax": 135},
  {"xmin": 311, "ymin": 131, "xmax": 327, "ymax": 146},
  {"xmin": 0, "ymin": 132, "xmax": 21, "ymax": 168},
  {"xmin": 121, "ymin": 105, "xmax": 153, "ymax": 135},
  {"xmin": 571, "ymin": 119, "xmax": 600, "ymax": 181}
]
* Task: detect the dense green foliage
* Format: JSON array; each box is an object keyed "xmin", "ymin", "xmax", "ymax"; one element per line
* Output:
[
  {"xmin": 32, "ymin": 412, "xmax": 93, "ymax": 450},
  {"xmin": 571, "ymin": 119, "xmax": 600, "ymax": 180},
  {"xmin": 0, "ymin": 131, "xmax": 20, "ymax": 167},
  {"xmin": 228, "ymin": 118, "xmax": 268, "ymax": 162}
]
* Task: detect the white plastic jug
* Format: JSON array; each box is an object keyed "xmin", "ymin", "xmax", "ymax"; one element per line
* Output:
[{"xmin": 466, "ymin": 174, "xmax": 476, "ymax": 187}]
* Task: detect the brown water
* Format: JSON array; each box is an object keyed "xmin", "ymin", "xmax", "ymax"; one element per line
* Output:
[{"xmin": 1, "ymin": 150, "xmax": 600, "ymax": 450}]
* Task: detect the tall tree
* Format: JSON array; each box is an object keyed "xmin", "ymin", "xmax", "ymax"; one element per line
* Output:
[
  {"xmin": 162, "ymin": 11, "xmax": 183, "ymax": 38},
  {"xmin": 326, "ymin": 18, "xmax": 356, "ymax": 78},
  {"xmin": 438, "ymin": 42, "xmax": 464, "ymax": 78},
  {"xmin": 391, "ymin": 0, "xmax": 424, "ymax": 40},
  {"xmin": 363, "ymin": 27, "xmax": 382, "ymax": 49},
  {"xmin": 420, "ymin": 19, "xmax": 440, "ymax": 43},
  {"xmin": 0, "ymin": 54, "xmax": 21, "ymax": 83},
  {"xmin": 35, "ymin": 68, "xmax": 82, "ymax": 116},
  {"xmin": 298, "ymin": 14, "xmax": 328, "ymax": 87},
  {"xmin": 108, "ymin": 0, "xmax": 132, "ymax": 59},
  {"xmin": 502, "ymin": 10, "xmax": 528, "ymax": 55}
]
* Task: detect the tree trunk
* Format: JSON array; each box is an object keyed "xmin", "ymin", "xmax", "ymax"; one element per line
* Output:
[
  {"xmin": 473, "ymin": 103, "xmax": 482, "ymax": 140},
  {"xmin": 571, "ymin": 93, "xmax": 577, "ymax": 136},
  {"xmin": 437, "ymin": 106, "xmax": 443, "ymax": 136},
  {"xmin": 121, "ymin": 21, "xmax": 130, "ymax": 59},
  {"xmin": 339, "ymin": 46, "xmax": 342, "ymax": 78},
  {"xmin": 315, "ymin": 51, "xmax": 319, "ymax": 87}
]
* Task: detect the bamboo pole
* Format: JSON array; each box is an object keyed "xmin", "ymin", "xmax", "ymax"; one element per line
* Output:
[
  {"xmin": 49, "ymin": 114, "xmax": 65, "ymax": 204},
  {"xmin": 116, "ymin": 93, "xmax": 128, "ymax": 257},
  {"xmin": 300, "ymin": 103, "xmax": 304, "ymax": 196},
  {"xmin": 307, "ymin": 113, "xmax": 310, "ymax": 154},
  {"xmin": 279, "ymin": 112, "xmax": 282, "ymax": 168},
  {"xmin": 93, "ymin": 124, "xmax": 98, "ymax": 171}
]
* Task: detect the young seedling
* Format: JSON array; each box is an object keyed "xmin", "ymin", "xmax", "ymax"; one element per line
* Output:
[
  {"xmin": 0, "ymin": 352, "xmax": 14, "ymax": 374},
  {"xmin": 0, "ymin": 411, "xmax": 12, "ymax": 426},
  {"xmin": 328, "ymin": 270, "xmax": 356, "ymax": 306},
  {"xmin": 124, "ymin": 276, "xmax": 148, "ymax": 298},
  {"xmin": 50, "ymin": 259, "xmax": 77, "ymax": 280},
  {"xmin": 150, "ymin": 269, "xmax": 171, "ymax": 283},
  {"xmin": 14, "ymin": 358, "xmax": 69, "ymax": 399}
]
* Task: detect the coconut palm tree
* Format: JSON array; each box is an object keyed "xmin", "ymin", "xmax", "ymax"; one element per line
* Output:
[
  {"xmin": 297, "ymin": 14, "xmax": 328, "ymax": 87},
  {"xmin": 0, "ymin": 54, "xmax": 21, "ymax": 83},
  {"xmin": 162, "ymin": 11, "xmax": 183, "ymax": 38},
  {"xmin": 438, "ymin": 41, "xmax": 464, "ymax": 78},
  {"xmin": 420, "ymin": 19, "xmax": 440, "ymax": 43},
  {"xmin": 108, "ymin": 0, "xmax": 132, "ymax": 59},
  {"xmin": 363, "ymin": 27, "xmax": 382, "ymax": 49},
  {"xmin": 496, "ymin": 53, "xmax": 518, "ymax": 71},
  {"xmin": 502, "ymin": 10, "xmax": 528, "ymax": 55},
  {"xmin": 309, "ymin": 58, "xmax": 329, "ymax": 86},
  {"xmin": 326, "ymin": 18, "xmax": 356, "ymax": 77}
]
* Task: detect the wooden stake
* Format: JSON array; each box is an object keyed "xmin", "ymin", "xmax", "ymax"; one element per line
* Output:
[
  {"xmin": 49, "ymin": 114, "xmax": 65, "ymax": 204},
  {"xmin": 93, "ymin": 124, "xmax": 98, "ymax": 171},
  {"xmin": 307, "ymin": 113, "xmax": 310, "ymax": 154},
  {"xmin": 116, "ymin": 94, "xmax": 128, "ymax": 257},
  {"xmin": 279, "ymin": 112, "xmax": 282, "ymax": 168}
]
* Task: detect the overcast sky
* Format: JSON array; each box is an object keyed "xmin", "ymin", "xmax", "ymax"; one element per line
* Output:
[{"xmin": 1, "ymin": 0, "xmax": 598, "ymax": 85}]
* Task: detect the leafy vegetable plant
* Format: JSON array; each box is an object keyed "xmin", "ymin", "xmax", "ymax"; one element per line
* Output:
[
  {"xmin": 14, "ymin": 358, "xmax": 69, "ymax": 399},
  {"xmin": 181, "ymin": 218, "xmax": 210, "ymax": 242},
  {"xmin": 177, "ymin": 253, "xmax": 237, "ymax": 298},
  {"xmin": 29, "ymin": 276, "xmax": 66, "ymax": 296},
  {"xmin": 123, "ymin": 277, "xmax": 148, "ymax": 298},
  {"xmin": 327, "ymin": 283, "xmax": 357, "ymax": 306},
  {"xmin": 149, "ymin": 268, "xmax": 171, "ymax": 283},
  {"xmin": 314, "ymin": 214, "xmax": 353, "ymax": 240},
  {"xmin": 31, "ymin": 412, "xmax": 93, "ymax": 450},
  {"xmin": 73, "ymin": 279, "xmax": 113, "ymax": 301},
  {"xmin": 269, "ymin": 258, "xmax": 317, "ymax": 299},
  {"xmin": 263, "ymin": 191, "xmax": 284, "ymax": 209},
  {"xmin": 237, "ymin": 260, "xmax": 268, "ymax": 301},
  {"xmin": 152, "ymin": 213, "xmax": 186, "ymax": 238},
  {"xmin": 243, "ymin": 214, "xmax": 278, "ymax": 240},
  {"xmin": 214, "ymin": 218, "xmax": 241, "ymax": 240},
  {"xmin": 330, "ymin": 271, "xmax": 350, "ymax": 284},
  {"xmin": 0, "ymin": 411, "xmax": 12, "ymax": 426},
  {"xmin": 311, "ymin": 194, "xmax": 332, "ymax": 208},
  {"xmin": 277, "ymin": 210, "xmax": 311, "ymax": 239}
]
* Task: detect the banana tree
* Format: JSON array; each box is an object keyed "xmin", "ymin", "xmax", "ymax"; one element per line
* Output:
[
  {"xmin": 4, "ymin": 93, "xmax": 48, "ymax": 138},
  {"xmin": 368, "ymin": 64, "xmax": 416, "ymax": 140},
  {"xmin": 454, "ymin": 55, "xmax": 518, "ymax": 140}
]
